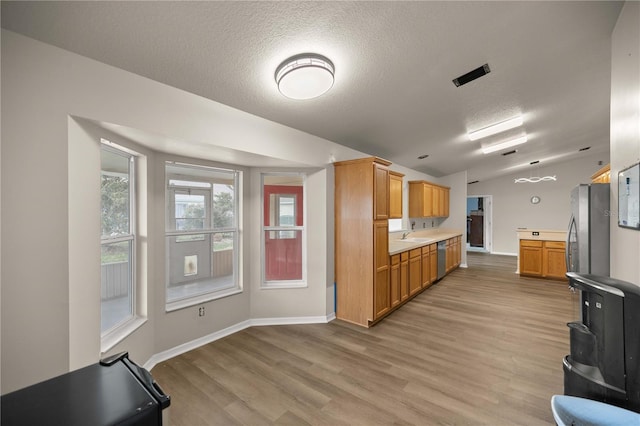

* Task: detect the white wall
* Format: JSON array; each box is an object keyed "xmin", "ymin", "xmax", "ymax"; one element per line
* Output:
[
  {"xmin": 0, "ymin": 30, "xmax": 443, "ymax": 393},
  {"xmin": 439, "ymin": 171, "xmax": 468, "ymax": 267},
  {"xmin": 468, "ymin": 151, "xmax": 610, "ymax": 255},
  {"xmin": 610, "ymin": 1, "xmax": 640, "ymax": 285}
]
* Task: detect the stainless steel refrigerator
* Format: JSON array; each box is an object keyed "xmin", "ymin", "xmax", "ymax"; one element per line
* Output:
[{"xmin": 566, "ymin": 183, "xmax": 610, "ymax": 276}]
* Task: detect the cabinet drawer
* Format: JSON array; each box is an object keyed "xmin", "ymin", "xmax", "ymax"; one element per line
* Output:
[
  {"xmin": 429, "ymin": 243, "xmax": 437, "ymax": 253},
  {"xmin": 391, "ymin": 254, "xmax": 400, "ymax": 265},
  {"xmin": 401, "ymin": 252, "xmax": 409, "ymax": 261},
  {"xmin": 544, "ymin": 241, "xmax": 566, "ymax": 249},
  {"xmin": 410, "ymin": 248, "xmax": 422, "ymax": 259},
  {"xmin": 520, "ymin": 239, "xmax": 543, "ymax": 248}
]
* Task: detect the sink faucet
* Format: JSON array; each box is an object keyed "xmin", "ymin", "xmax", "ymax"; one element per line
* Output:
[{"xmin": 401, "ymin": 231, "xmax": 412, "ymax": 240}]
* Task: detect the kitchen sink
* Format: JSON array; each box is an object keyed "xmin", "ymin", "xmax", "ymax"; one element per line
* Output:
[{"xmin": 396, "ymin": 237, "xmax": 433, "ymax": 243}]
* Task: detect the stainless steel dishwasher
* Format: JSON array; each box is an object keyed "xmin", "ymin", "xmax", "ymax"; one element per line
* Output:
[{"xmin": 437, "ymin": 240, "xmax": 446, "ymax": 280}]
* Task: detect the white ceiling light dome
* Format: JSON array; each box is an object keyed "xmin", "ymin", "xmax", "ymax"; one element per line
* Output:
[{"xmin": 275, "ymin": 53, "xmax": 335, "ymax": 100}]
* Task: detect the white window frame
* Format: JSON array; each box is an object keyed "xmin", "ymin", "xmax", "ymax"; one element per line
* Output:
[
  {"xmin": 100, "ymin": 141, "xmax": 144, "ymax": 351},
  {"xmin": 165, "ymin": 162, "xmax": 242, "ymax": 311},
  {"xmin": 261, "ymin": 172, "xmax": 307, "ymax": 288}
]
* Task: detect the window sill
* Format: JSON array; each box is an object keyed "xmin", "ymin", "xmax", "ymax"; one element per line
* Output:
[
  {"xmin": 261, "ymin": 281, "xmax": 308, "ymax": 289},
  {"xmin": 166, "ymin": 287, "xmax": 243, "ymax": 312},
  {"xmin": 101, "ymin": 316, "xmax": 147, "ymax": 354}
]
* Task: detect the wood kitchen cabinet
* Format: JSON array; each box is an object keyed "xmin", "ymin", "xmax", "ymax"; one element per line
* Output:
[
  {"xmin": 520, "ymin": 240, "xmax": 543, "ymax": 276},
  {"xmin": 519, "ymin": 239, "xmax": 567, "ymax": 280},
  {"xmin": 389, "ymin": 171, "xmax": 404, "ymax": 219},
  {"xmin": 591, "ymin": 164, "xmax": 611, "ymax": 184},
  {"xmin": 421, "ymin": 245, "xmax": 431, "ymax": 289},
  {"xmin": 400, "ymin": 251, "xmax": 409, "ymax": 302},
  {"xmin": 429, "ymin": 243, "xmax": 438, "ymax": 283},
  {"xmin": 542, "ymin": 241, "xmax": 568, "ymax": 280},
  {"xmin": 408, "ymin": 248, "xmax": 422, "ymax": 296},
  {"xmin": 335, "ymin": 157, "xmax": 392, "ymax": 326},
  {"xmin": 390, "ymin": 254, "xmax": 401, "ymax": 308},
  {"xmin": 408, "ymin": 180, "xmax": 450, "ymax": 218}
]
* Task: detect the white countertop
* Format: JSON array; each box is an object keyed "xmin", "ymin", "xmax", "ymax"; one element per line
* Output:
[
  {"xmin": 389, "ymin": 229, "xmax": 463, "ymax": 255},
  {"xmin": 516, "ymin": 228, "xmax": 566, "ymax": 242}
]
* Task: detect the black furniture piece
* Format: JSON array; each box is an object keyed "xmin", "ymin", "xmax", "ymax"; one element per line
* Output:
[
  {"xmin": 564, "ymin": 272, "xmax": 640, "ymax": 413},
  {"xmin": 1, "ymin": 352, "xmax": 170, "ymax": 425}
]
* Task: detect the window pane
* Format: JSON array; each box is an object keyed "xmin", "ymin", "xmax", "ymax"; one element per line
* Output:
[
  {"xmin": 213, "ymin": 183, "xmax": 234, "ymax": 229},
  {"xmin": 101, "ymin": 150, "xmax": 130, "ymax": 238},
  {"xmin": 175, "ymin": 193, "xmax": 206, "ymax": 230},
  {"xmin": 101, "ymin": 240, "xmax": 133, "ymax": 332},
  {"xmin": 166, "ymin": 232, "xmax": 236, "ymax": 302},
  {"xmin": 264, "ymin": 229, "xmax": 303, "ymax": 281}
]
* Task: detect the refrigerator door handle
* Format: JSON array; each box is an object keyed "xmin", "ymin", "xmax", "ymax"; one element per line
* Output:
[{"xmin": 566, "ymin": 214, "xmax": 576, "ymax": 272}]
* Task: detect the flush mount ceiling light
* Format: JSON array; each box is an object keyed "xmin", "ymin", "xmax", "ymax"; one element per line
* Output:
[
  {"xmin": 468, "ymin": 116, "xmax": 523, "ymax": 141},
  {"xmin": 275, "ymin": 53, "xmax": 334, "ymax": 100},
  {"xmin": 482, "ymin": 135, "xmax": 528, "ymax": 154}
]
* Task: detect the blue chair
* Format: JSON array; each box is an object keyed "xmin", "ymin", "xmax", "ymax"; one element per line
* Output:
[{"xmin": 551, "ymin": 395, "xmax": 640, "ymax": 426}]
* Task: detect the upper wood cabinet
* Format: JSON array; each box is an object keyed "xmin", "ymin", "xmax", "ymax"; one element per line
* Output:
[
  {"xmin": 408, "ymin": 180, "xmax": 450, "ymax": 218},
  {"xmin": 389, "ymin": 171, "xmax": 404, "ymax": 219},
  {"xmin": 591, "ymin": 164, "xmax": 611, "ymax": 184},
  {"xmin": 334, "ymin": 157, "xmax": 392, "ymax": 327}
]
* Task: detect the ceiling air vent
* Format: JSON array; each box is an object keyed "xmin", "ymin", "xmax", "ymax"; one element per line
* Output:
[
  {"xmin": 453, "ymin": 64, "xmax": 491, "ymax": 87},
  {"xmin": 579, "ymin": 146, "xmax": 591, "ymax": 152},
  {"xmin": 530, "ymin": 160, "xmax": 540, "ymax": 165},
  {"xmin": 468, "ymin": 180, "xmax": 479, "ymax": 185},
  {"xmin": 417, "ymin": 154, "xmax": 429, "ymax": 159},
  {"xmin": 502, "ymin": 149, "xmax": 518, "ymax": 156}
]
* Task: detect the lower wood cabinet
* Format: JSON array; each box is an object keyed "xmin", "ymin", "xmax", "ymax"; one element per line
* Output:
[
  {"xmin": 421, "ymin": 246, "xmax": 431, "ymax": 289},
  {"xmin": 408, "ymin": 248, "xmax": 422, "ymax": 296},
  {"xmin": 390, "ymin": 254, "xmax": 401, "ymax": 308},
  {"xmin": 542, "ymin": 241, "xmax": 567, "ymax": 280},
  {"xmin": 379, "ymin": 237, "xmax": 461, "ymax": 324},
  {"xmin": 520, "ymin": 239, "xmax": 567, "ymax": 280},
  {"xmin": 400, "ymin": 251, "xmax": 409, "ymax": 302},
  {"xmin": 429, "ymin": 244, "xmax": 437, "ymax": 283}
]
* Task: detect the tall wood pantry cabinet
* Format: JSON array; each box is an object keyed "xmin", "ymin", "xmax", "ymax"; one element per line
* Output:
[{"xmin": 334, "ymin": 157, "xmax": 391, "ymax": 327}]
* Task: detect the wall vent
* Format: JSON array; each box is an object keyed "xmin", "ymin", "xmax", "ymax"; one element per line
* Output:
[
  {"xmin": 502, "ymin": 149, "xmax": 517, "ymax": 156},
  {"xmin": 530, "ymin": 160, "xmax": 540, "ymax": 165},
  {"xmin": 453, "ymin": 64, "xmax": 491, "ymax": 87}
]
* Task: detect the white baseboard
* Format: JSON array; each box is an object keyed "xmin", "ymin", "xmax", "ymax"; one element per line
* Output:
[
  {"xmin": 490, "ymin": 251, "xmax": 517, "ymax": 256},
  {"xmin": 144, "ymin": 313, "xmax": 335, "ymax": 371}
]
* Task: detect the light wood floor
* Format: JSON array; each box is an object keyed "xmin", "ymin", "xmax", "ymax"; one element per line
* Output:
[{"xmin": 152, "ymin": 253, "xmax": 574, "ymax": 425}]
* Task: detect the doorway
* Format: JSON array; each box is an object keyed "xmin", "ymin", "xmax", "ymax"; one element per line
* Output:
[{"xmin": 466, "ymin": 195, "xmax": 492, "ymax": 253}]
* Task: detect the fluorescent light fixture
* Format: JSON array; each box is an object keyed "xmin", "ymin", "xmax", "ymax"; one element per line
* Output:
[
  {"xmin": 482, "ymin": 135, "xmax": 528, "ymax": 154},
  {"xmin": 468, "ymin": 116, "xmax": 523, "ymax": 141},
  {"xmin": 275, "ymin": 53, "xmax": 334, "ymax": 100}
]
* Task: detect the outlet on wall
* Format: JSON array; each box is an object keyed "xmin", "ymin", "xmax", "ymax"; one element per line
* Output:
[{"xmin": 198, "ymin": 306, "xmax": 205, "ymax": 317}]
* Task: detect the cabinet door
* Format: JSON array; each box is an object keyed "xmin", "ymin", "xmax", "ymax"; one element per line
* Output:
[
  {"xmin": 390, "ymin": 255, "xmax": 401, "ymax": 308},
  {"xmin": 421, "ymin": 247, "xmax": 431, "ymax": 288},
  {"xmin": 443, "ymin": 188, "xmax": 450, "ymax": 217},
  {"xmin": 400, "ymin": 252, "xmax": 409, "ymax": 301},
  {"xmin": 423, "ymin": 184, "xmax": 433, "ymax": 217},
  {"xmin": 429, "ymin": 244, "xmax": 438, "ymax": 282},
  {"xmin": 389, "ymin": 173, "xmax": 403, "ymax": 219},
  {"xmin": 432, "ymin": 186, "xmax": 441, "ymax": 217},
  {"xmin": 520, "ymin": 240, "xmax": 543, "ymax": 276},
  {"xmin": 543, "ymin": 241, "xmax": 567, "ymax": 280},
  {"xmin": 409, "ymin": 249, "xmax": 422, "ymax": 296},
  {"xmin": 373, "ymin": 221, "xmax": 390, "ymax": 319},
  {"xmin": 374, "ymin": 164, "xmax": 389, "ymax": 220}
]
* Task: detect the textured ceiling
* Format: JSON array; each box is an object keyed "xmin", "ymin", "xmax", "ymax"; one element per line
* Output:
[{"xmin": 1, "ymin": 1, "xmax": 622, "ymax": 181}]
